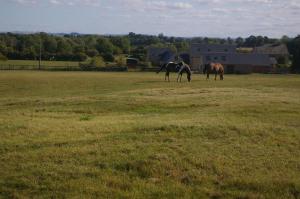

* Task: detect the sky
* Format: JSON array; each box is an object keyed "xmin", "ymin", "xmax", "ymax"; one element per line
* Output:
[{"xmin": 0, "ymin": 0, "xmax": 299, "ymax": 38}]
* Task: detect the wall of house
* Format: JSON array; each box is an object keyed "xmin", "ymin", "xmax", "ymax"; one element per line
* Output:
[
  {"xmin": 229, "ymin": 65, "xmax": 253, "ymax": 74},
  {"xmin": 224, "ymin": 65, "xmax": 273, "ymax": 74},
  {"xmin": 188, "ymin": 44, "xmax": 279, "ymax": 74},
  {"xmin": 252, "ymin": 65, "xmax": 274, "ymax": 73}
]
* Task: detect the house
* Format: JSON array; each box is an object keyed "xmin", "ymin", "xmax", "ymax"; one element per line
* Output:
[
  {"xmin": 177, "ymin": 52, "xmax": 190, "ymax": 65},
  {"xmin": 190, "ymin": 44, "xmax": 275, "ymax": 74},
  {"xmin": 147, "ymin": 47, "xmax": 190, "ymax": 66},
  {"xmin": 253, "ymin": 44, "xmax": 289, "ymax": 65},
  {"xmin": 147, "ymin": 47, "xmax": 175, "ymax": 66}
]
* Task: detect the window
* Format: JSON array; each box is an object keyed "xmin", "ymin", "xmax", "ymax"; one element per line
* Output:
[
  {"xmin": 206, "ymin": 56, "xmax": 211, "ymax": 61},
  {"xmin": 221, "ymin": 56, "xmax": 226, "ymax": 61},
  {"xmin": 214, "ymin": 57, "xmax": 218, "ymax": 60}
]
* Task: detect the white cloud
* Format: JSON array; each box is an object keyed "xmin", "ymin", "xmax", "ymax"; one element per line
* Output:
[
  {"xmin": 49, "ymin": 0, "xmax": 61, "ymax": 5},
  {"xmin": 154, "ymin": 1, "xmax": 192, "ymax": 11},
  {"xmin": 5, "ymin": 0, "xmax": 300, "ymax": 37},
  {"xmin": 13, "ymin": 0, "xmax": 37, "ymax": 4},
  {"xmin": 47, "ymin": 0, "xmax": 101, "ymax": 6},
  {"xmin": 119, "ymin": 0, "xmax": 192, "ymax": 11}
]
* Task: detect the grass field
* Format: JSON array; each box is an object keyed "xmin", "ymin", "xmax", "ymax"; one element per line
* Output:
[
  {"xmin": 0, "ymin": 60, "xmax": 87, "ymax": 69},
  {"xmin": 0, "ymin": 71, "xmax": 300, "ymax": 198}
]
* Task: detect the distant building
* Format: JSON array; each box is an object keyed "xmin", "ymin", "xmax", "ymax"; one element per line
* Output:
[
  {"xmin": 190, "ymin": 44, "xmax": 275, "ymax": 74},
  {"xmin": 147, "ymin": 47, "xmax": 190, "ymax": 66},
  {"xmin": 253, "ymin": 44, "xmax": 289, "ymax": 65},
  {"xmin": 177, "ymin": 52, "xmax": 190, "ymax": 65},
  {"xmin": 147, "ymin": 47, "xmax": 175, "ymax": 66}
]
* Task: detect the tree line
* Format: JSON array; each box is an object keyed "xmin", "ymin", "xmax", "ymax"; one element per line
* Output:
[{"xmin": 0, "ymin": 32, "xmax": 299, "ymax": 72}]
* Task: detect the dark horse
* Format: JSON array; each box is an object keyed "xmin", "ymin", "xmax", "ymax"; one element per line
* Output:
[
  {"xmin": 157, "ymin": 62, "xmax": 179, "ymax": 82},
  {"xmin": 203, "ymin": 62, "xmax": 224, "ymax": 80},
  {"xmin": 176, "ymin": 62, "xmax": 192, "ymax": 82}
]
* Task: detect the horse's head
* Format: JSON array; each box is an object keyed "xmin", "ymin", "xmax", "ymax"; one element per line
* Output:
[{"xmin": 187, "ymin": 74, "xmax": 191, "ymax": 82}]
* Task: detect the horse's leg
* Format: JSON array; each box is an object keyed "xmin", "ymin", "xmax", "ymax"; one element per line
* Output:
[
  {"xmin": 215, "ymin": 72, "xmax": 217, "ymax": 81},
  {"xmin": 165, "ymin": 73, "xmax": 167, "ymax": 81},
  {"xmin": 177, "ymin": 74, "xmax": 180, "ymax": 82},
  {"xmin": 166, "ymin": 71, "xmax": 170, "ymax": 82},
  {"xmin": 206, "ymin": 72, "xmax": 209, "ymax": 80},
  {"xmin": 221, "ymin": 72, "xmax": 224, "ymax": 80},
  {"xmin": 180, "ymin": 74, "xmax": 182, "ymax": 82}
]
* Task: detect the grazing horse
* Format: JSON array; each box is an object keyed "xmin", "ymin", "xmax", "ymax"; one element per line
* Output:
[
  {"xmin": 176, "ymin": 62, "xmax": 192, "ymax": 82},
  {"xmin": 203, "ymin": 62, "xmax": 224, "ymax": 80},
  {"xmin": 157, "ymin": 62, "xmax": 179, "ymax": 82}
]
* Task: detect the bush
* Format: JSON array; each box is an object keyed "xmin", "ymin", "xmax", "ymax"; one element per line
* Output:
[
  {"xmin": 73, "ymin": 53, "xmax": 88, "ymax": 61},
  {"xmin": 86, "ymin": 49, "xmax": 99, "ymax": 57},
  {"xmin": 115, "ymin": 56, "xmax": 126, "ymax": 66},
  {"xmin": 90, "ymin": 56, "xmax": 106, "ymax": 67},
  {"xmin": 102, "ymin": 53, "xmax": 114, "ymax": 62},
  {"xmin": 0, "ymin": 53, "xmax": 8, "ymax": 61}
]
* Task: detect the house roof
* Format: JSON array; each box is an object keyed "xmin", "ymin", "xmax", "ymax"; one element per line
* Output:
[
  {"xmin": 253, "ymin": 44, "xmax": 289, "ymax": 55},
  {"xmin": 190, "ymin": 44, "xmax": 236, "ymax": 56},
  {"xmin": 202, "ymin": 53, "xmax": 273, "ymax": 66},
  {"xmin": 147, "ymin": 47, "xmax": 175, "ymax": 63}
]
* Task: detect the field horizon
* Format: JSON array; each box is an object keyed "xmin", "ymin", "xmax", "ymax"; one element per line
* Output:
[{"xmin": 0, "ymin": 71, "xmax": 299, "ymax": 198}]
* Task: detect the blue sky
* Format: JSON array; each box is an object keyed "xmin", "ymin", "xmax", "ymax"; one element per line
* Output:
[{"xmin": 0, "ymin": 0, "xmax": 299, "ymax": 37}]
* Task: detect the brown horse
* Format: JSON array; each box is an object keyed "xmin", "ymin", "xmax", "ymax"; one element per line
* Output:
[{"xmin": 203, "ymin": 62, "xmax": 224, "ymax": 80}]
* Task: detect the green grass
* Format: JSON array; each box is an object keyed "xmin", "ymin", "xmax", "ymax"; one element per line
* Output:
[
  {"xmin": 0, "ymin": 71, "xmax": 300, "ymax": 198},
  {"xmin": 0, "ymin": 60, "xmax": 88, "ymax": 69}
]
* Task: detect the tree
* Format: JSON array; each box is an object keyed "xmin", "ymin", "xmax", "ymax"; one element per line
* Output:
[
  {"xmin": 287, "ymin": 35, "xmax": 300, "ymax": 73},
  {"xmin": 110, "ymin": 36, "xmax": 130, "ymax": 54},
  {"xmin": 256, "ymin": 36, "xmax": 265, "ymax": 46},
  {"xmin": 0, "ymin": 52, "xmax": 7, "ymax": 61},
  {"xmin": 86, "ymin": 49, "xmax": 99, "ymax": 57},
  {"xmin": 0, "ymin": 42, "xmax": 7, "ymax": 56},
  {"xmin": 85, "ymin": 36, "xmax": 97, "ymax": 48},
  {"xmin": 22, "ymin": 47, "xmax": 37, "ymax": 60},
  {"xmin": 73, "ymin": 52, "xmax": 87, "ymax": 61},
  {"xmin": 227, "ymin": 37, "xmax": 234, "ymax": 45},
  {"xmin": 43, "ymin": 36, "xmax": 57, "ymax": 53},
  {"xmin": 57, "ymin": 38, "xmax": 72, "ymax": 54},
  {"xmin": 73, "ymin": 45, "xmax": 85, "ymax": 54},
  {"xmin": 90, "ymin": 56, "xmax": 105, "ymax": 67},
  {"xmin": 102, "ymin": 53, "xmax": 114, "ymax": 62},
  {"xmin": 244, "ymin": 35, "xmax": 257, "ymax": 47},
  {"xmin": 281, "ymin": 35, "xmax": 291, "ymax": 44},
  {"xmin": 175, "ymin": 41, "xmax": 189, "ymax": 52},
  {"xmin": 235, "ymin": 37, "xmax": 244, "ymax": 47},
  {"xmin": 95, "ymin": 37, "xmax": 114, "ymax": 55}
]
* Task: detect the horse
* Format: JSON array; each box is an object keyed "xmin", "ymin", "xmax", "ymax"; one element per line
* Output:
[
  {"xmin": 156, "ymin": 62, "xmax": 179, "ymax": 82},
  {"xmin": 176, "ymin": 62, "xmax": 192, "ymax": 82},
  {"xmin": 203, "ymin": 62, "xmax": 224, "ymax": 80}
]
